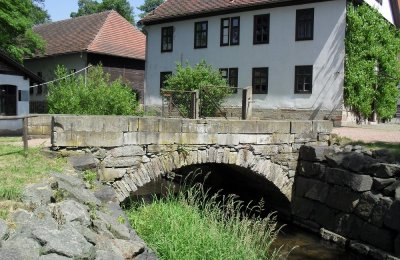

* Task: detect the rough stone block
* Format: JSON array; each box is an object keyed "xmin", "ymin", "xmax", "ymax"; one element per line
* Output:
[
  {"xmin": 216, "ymin": 134, "xmax": 240, "ymax": 146},
  {"xmin": 371, "ymin": 196, "xmax": 393, "ymax": 227},
  {"xmin": 304, "ymin": 181, "xmax": 330, "ymax": 203},
  {"xmin": 68, "ymin": 154, "xmax": 98, "ymax": 170},
  {"xmin": 299, "ymin": 145, "xmax": 332, "ymax": 162},
  {"xmin": 128, "ymin": 117, "xmax": 139, "ymax": 132},
  {"xmin": 312, "ymin": 204, "xmax": 337, "ymax": 230},
  {"xmin": 103, "ymin": 157, "xmax": 141, "ymax": 168},
  {"xmin": 159, "ymin": 118, "xmax": 182, "ymax": 133},
  {"xmin": 53, "ymin": 116, "xmax": 129, "ymax": 132},
  {"xmin": 372, "ymin": 178, "xmax": 397, "ymax": 191},
  {"xmin": 227, "ymin": 120, "xmax": 258, "ymax": 134},
  {"xmin": 297, "ymin": 161, "xmax": 326, "ymax": 179},
  {"xmin": 138, "ymin": 118, "xmax": 159, "ymax": 132},
  {"xmin": 383, "ymin": 180, "xmax": 400, "ymax": 197},
  {"xmin": 326, "ymin": 152, "xmax": 377, "ymax": 173},
  {"xmin": 270, "ymin": 133, "xmax": 293, "ymax": 144},
  {"xmin": 99, "ymin": 168, "xmax": 126, "ymax": 182},
  {"xmin": 28, "ymin": 126, "xmax": 44, "ymax": 136},
  {"xmin": 320, "ymin": 228, "xmax": 347, "ymax": 247},
  {"xmin": 360, "ymin": 223, "xmax": 394, "ymax": 252},
  {"xmin": 367, "ymin": 163, "xmax": 400, "ymax": 178},
  {"xmin": 238, "ymin": 134, "xmax": 258, "ymax": 144},
  {"xmin": 317, "ymin": 133, "xmax": 330, "ymax": 142},
  {"xmin": 253, "ymin": 145, "xmax": 278, "ymax": 156},
  {"xmin": 294, "ymin": 132, "xmax": 318, "ymax": 143},
  {"xmin": 54, "ymin": 131, "xmax": 124, "ymax": 147},
  {"xmin": 257, "ymin": 121, "xmax": 291, "ymax": 133},
  {"xmin": 256, "ymin": 134, "xmax": 272, "ymax": 144},
  {"xmin": 326, "ymin": 168, "xmax": 373, "ymax": 192},
  {"xmin": 146, "ymin": 145, "xmax": 178, "ymax": 153},
  {"xmin": 349, "ymin": 241, "xmax": 370, "ymax": 256},
  {"xmin": 291, "ymin": 196, "xmax": 316, "ymax": 219},
  {"xmin": 109, "ymin": 146, "xmax": 144, "ymax": 157},
  {"xmin": 354, "ymin": 191, "xmax": 381, "ymax": 220},
  {"xmin": 395, "ymin": 234, "xmax": 400, "ymax": 257},
  {"xmin": 278, "ymin": 144, "xmax": 292, "ymax": 153},
  {"xmin": 123, "ymin": 132, "xmax": 139, "ymax": 145},
  {"xmin": 290, "ymin": 121, "xmax": 312, "ymax": 134},
  {"xmin": 384, "ymin": 201, "xmax": 400, "ymax": 232},
  {"xmin": 313, "ymin": 120, "xmax": 333, "ymax": 133},
  {"xmin": 138, "ymin": 133, "xmax": 161, "ymax": 145},
  {"xmin": 326, "ymin": 186, "xmax": 360, "ymax": 213}
]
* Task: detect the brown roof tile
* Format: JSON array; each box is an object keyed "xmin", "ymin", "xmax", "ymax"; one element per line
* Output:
[
  {"xmin": 141, "ymin": 0, "xmax": 330, "ymax": 25},
  {"xmin": 32, "ymin": 11, "xmax": 146, "ymax": 60}
]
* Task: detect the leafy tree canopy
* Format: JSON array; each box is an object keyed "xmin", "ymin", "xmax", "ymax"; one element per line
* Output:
[
  {"xmin": 71, "ymin": 0, "xmax": 135, "ymax": 24},
  {"xmin": 164, "ymin": 60, "xmax": 232, "ymax": 117},
  {"xmin": 345, "ymin": 3, "xmax": 400, "ymax": 120},
  {"xmin": 138, "ymin": 0, "xmax": 164, "ymax": 19},
  {"xmin": 0, "ymin": 0, "xmax": 46, "ymax": 61},
  {"xmin": 31, "ymin": 0, "xmax": 51, "ymax": 25},
  {"xmin": 48, "ymin": 65, "xmax": 141, "ymax": 115}
]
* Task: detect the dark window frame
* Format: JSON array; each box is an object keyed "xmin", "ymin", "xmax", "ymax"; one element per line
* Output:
[
  {"xmin": 296, "ymin": 8, "xmax": 314, "ymax": 41},
  {"xmin": 160, "ymin": 71, "xmax": 172, "ymax": 90},
  {"xmin": 220, "ymin": 17, "xmax": 240, "ymax": 46},
  {"xmin": 252, "ymin": 67, "xmax": 269, "ymax": 94},
  {"xmin": 253, "ymin": 14, "xmax": 270, "ymax": 44},
  {"xmin": 220, "ymin": 68, "xmax": 238, "ymax": 93},
  {"xmin": 294, "ymin": 65, "xmax": 313, "ymax": 94},
  {"xmin": 194, "ymin": 21, "xmax": 208, "ymax": 49},
  {"xmin": 161, "ymin": 26, "xmax": 174, "ymax": 52}
]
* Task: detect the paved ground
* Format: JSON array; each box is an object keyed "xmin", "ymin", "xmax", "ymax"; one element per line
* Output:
[{"xmin": 332, "ymin": 123, "xmax": 400, "ymax": 143}]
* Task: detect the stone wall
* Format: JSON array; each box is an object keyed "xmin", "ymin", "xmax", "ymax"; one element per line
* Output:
[
  {"xmin": 51, "ymin": 116, "xmax": 333, "ymax": 207},
  {"xmin": 28, "ymin": 115, "xmax": 53, "ymax": 137},
  {"xmin": 292, "ymin": 145, "xmax": 400, "ymax": 259}
]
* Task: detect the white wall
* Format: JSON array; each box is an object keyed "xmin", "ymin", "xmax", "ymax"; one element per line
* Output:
[
  {"xmin": 24, "ymin": 53, "xmax": 87, "ymax": 101},
  {"xmin": 0, "ymin": 74, "xmax": 30, "ymax": 133},
  {"xmin": 144, "ymin": 0, "xmax": 346, "ymax": 112},
  {"xmin": 364, "ymin": 0, "xmax": 395, "ymax": 24}
]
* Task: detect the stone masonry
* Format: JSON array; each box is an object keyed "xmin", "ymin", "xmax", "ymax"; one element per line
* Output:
[
  {"xmin": 293, "ymin": 145, "xmax": 400, "ymax": 259},
  {"xmin": 51, "ymin": 116, "xmax": 333, "ymax": 203}
]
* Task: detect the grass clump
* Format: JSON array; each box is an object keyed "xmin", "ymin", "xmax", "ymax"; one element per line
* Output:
[
  {"xmin": 83, "ymin": 170, "xmax": 97, "ymax": 189},
  {"xmin": 0, "ymin": 142, "xmax": 66, "ymax": 201},
  {"xmin": 126, "ymin": 182, "xmax": 281, "ymax": 260}
]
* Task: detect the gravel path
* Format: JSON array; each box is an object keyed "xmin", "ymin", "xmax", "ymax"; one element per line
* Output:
[{"xmin": 332, "ymin": 124, "xmax": 400, "ymax": 143}]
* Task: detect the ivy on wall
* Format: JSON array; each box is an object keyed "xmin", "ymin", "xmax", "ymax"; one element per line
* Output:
[{"xmin": 345, "ymin": 3, "xmax": 400, "ymax": 120}]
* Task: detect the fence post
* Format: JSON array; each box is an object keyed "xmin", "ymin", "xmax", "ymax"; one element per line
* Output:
[
  {"xmin": 242, "ymin": 86, "xmax": 252, "ymax": 120},
  {"xmin": 190, "ymin": 90, "xmax": 200, "ymax": 119}
]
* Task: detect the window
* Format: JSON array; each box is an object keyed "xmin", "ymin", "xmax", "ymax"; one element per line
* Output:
[
  {"xmin": 220, "ymin": 17, "xmax": 240, "ymax": 46},
  {"xmin": 220, "ymin": 68, "xmax": 238, "ymax": 93},
  {"xmin": 161, "ymin": 26, "xmax": 173, "ymax": 52},
  {"xmin": 160, "ymin": 71, "xmax": 172, "ymax": 90},
  {"xmin": 194, "ymin": 21, "xmax": 208, "ymax": 48},
  {"xmin": 296, "ymin": 8, "xmax": 314, "ymax": 41},
  {"xmin": 252, "ymin": 68, "xmax": 268, "ymax": 94},
  {"xmin": 253, "ymin": 14, "xmax": 270, "ymax": 44},
  {"xmin": 295, "ymin": 66, "xmax": 313, "ymax": 94},
  {"xmin": 0, "ymin": 85, "xmax": 17, "ymax": 116}
]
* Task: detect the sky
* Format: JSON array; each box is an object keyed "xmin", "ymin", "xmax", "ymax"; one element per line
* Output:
[{"xmin": 44, "ymin": 0, "xmax": 145, "ymax": 22}]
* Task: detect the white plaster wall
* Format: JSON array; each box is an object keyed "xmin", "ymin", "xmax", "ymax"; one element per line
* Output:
[
  {"xmin": 0, "ymin": 74, "xmax": 30, "ymax": 133},
  {"xmin": 24, "ymin": 53, "xmax": 87, "ymax": 101},
  {"xmin": 144, "ymin": 0, "xmax": 346, "ymax": 112},
  {"xmin": 364, "ymin": 0, "xmax": 395, "ymax": 24}
]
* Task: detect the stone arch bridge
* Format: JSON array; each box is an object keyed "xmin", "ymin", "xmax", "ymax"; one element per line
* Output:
[{"xmin": 52, "ymin": 116, "xmax": 333, "ymax": 204}]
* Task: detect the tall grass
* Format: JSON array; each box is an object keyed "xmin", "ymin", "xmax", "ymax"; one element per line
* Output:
[{"xmin": 126, "ymin": 181, "xmax": 282, "ymax": 260}]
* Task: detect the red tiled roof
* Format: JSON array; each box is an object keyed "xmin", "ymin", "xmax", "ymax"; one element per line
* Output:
[
  {"xmin": 141, "ymin": 0, "xmax": 329, "ymax": 25},
  {"xmin": 32, "ymin": 11, "xmax": 146, "ymax": 60}
]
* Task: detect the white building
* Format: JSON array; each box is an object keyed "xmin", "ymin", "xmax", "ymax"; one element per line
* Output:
[
  {"xmin": 141, "ymin": 0, "xmax": 399, "ymax": 120},
  {"xmin": 0, "ymin": 51, "xmax": 43, "ymax": 135}
]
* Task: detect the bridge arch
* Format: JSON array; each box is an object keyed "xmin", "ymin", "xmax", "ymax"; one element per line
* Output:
[{"xmin": 111, "ymin": 146, "xmax": 293, "ymax": 210}]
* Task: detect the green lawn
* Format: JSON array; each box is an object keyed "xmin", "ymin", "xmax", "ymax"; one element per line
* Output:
[{"xmin": 0, "ymin": 139, "xmax": 66, "ymax": 219}]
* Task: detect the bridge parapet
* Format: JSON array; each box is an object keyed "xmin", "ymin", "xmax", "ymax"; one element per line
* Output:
[{"xmin": 51, "ymin": 116, "xmax": 332, "ymax": 211}]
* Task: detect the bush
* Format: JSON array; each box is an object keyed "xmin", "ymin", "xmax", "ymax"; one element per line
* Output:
[
  {"xmin": 47, "ymin": 65, "xmax": 141, "ymax": 115},
  {"xmin": 126, "ymin": 181, "xmax": 282, "ymax": 260},
  {"xmin": 345, "ymin": 3, "xmax": 400, "ymax": 120},
  {"xmin": 164, "ymin": 60, "xmax": 232, "ymax": 117}
]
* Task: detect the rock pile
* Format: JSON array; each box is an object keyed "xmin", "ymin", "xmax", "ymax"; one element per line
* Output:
[
  {"xmin": 293, "ymin": 145, "xmax": 400, "ymax": 259},
  {"xmin": 0, "ymin": 172, "xmax": 156, "ymax": 260}
]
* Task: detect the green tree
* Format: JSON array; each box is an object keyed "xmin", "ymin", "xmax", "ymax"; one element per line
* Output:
[
  {"xmin": 47, "ymin": 65, "xmax": 140, "ymax": 115},
  {"xmin": 164, "ymin": 60, "xmax": 232, "ymax": 117},
  {"xmin": 345, "ymin": 3, "xmax": 400, "ymax": 120},
  {"xmin": 138, "ymin": 0, "xmax": 164, "ymax": 19},
  {"xmin": 0, "ymin": 0, "xmax": 46, "ymax": 61},
  {"xmin": 31, "ymin": 0, "xmax": 51, "ymax": 25},
  {"xmin": 71, "ymin": 0, "xmax": 135, "ymax": 24}
]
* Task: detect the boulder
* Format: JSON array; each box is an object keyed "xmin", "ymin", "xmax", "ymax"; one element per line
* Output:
[
  {"xmin": 360, "ymin": 223, "xmax": 394, "ymax": 252},
  {"xmin": 96, "ymin": 211, "xmax": 130, "ymax": 240},
  {"xmin": 298, "ymin": 145, "xmax": 333, "ymax": 162},
  {"xmin": 354, "ymin": 191, "xmax": 381, "ymax": 220},
  {"xmin": 367, "ymin": 163, "xmax": 400, "ymax": 178},
  {"xmin": 95, "ymin": 250, "xmax": 124, "ymax": 260},
  {"xmin": 99, "ymin": 168, "xmax": 126, "ymax": 182},
  {"xmin": 370, "ymin": 197, "xmax": 393, "ymax": 227},
  {"xmin": 326, "ymin": 152, "xmax": 377, "ymax": 173},
  {"xmin": 0, "ymin": 237, "xmax": 41, "ymax": 260},
  {"xmin": 22, "ymin": 183, "xmax": 53, "ymax": 208},
  {"xmin": 0, "ymin": 219, "xmax": 8, "ymax": 240},
  {"xmin": 383, "ymin": 180, "xmax": 400, "ymax": 197},
  {"xmin": 395, "ymin": 234, "xmax": 400, "ymax": 257},
  {"xmin": 372, "ymin": 178, "xmax": 396, "ymax": 191},
  {"xmin": 94, "ymin": 185, "xmax": 118, "ymax": 203},
  {"xmin": 32, "ymin": 227, "xmax": 94, "ymax": 258},
  {"xmin": 326, "ymin": 168, "xmax": 373, "ymax": 192},
  {"xmin": 111, "ymin": 238, "xmax": 145, "ymax": 259},
  {"xmin": 68, "ymin": 154, "xmax": 98, "ymax": 170},
  {"xmin": 349, "ymin": 240, "xmax": 370, "ymax": 256},
  {"xmin": 326, "ymin": 186, "xmax": 360, "ymax": 213},
  {"xmin": 384, "ymin": 201, "xmax": 400, "ymax": 232},
  {"xmin": 52, "ymin": 200, "xmax": 91, "ymax": 227},
  {"xmin": 296, "ymin": 161, "xmax": 326, "ymax": 179},
  {"xmin": 39, "ymin": 254, "xmax": 72, "ymax": 260}
]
